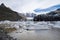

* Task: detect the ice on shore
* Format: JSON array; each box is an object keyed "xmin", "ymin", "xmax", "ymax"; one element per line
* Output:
[{"xmin": 0, "ymin": 21, "xmax": 60, "ymax": 30}]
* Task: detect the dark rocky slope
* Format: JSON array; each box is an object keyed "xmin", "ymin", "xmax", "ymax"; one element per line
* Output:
[
  {"xmin": 33, "ymin": 8, "xmax": 60, "ymax": 21},
  {"xmin": 0, "ymin": 3, "xmax": 26, "ymax": 21}
]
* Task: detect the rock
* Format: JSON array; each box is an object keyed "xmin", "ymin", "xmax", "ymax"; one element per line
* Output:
[{"xmin": 0, "ymin": 28, "xmax": 17, "ymax": 40}]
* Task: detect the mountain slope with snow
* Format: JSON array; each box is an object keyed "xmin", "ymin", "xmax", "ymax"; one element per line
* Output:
[{"xmin": 34, "ymin": 4, "xmax": 60, "ymax": 12}]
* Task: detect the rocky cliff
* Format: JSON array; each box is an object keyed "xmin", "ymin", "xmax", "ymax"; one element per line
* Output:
[{"xmin": 0, "ymin": 3, "xmax": 26, "ymax": 21}]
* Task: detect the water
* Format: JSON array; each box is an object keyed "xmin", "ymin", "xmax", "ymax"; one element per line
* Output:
[
  {"xmin": 0, "ymin": 21, "xmax": 60, "ymax": 40},
  {"xmin": 8, "ymin": 29, "xmax": 60, "ymax": 40}
]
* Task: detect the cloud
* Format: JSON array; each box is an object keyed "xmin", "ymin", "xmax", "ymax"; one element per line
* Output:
[{"xmin": 0, "ymin": 0, "xmax": 60, "ymax": 13}]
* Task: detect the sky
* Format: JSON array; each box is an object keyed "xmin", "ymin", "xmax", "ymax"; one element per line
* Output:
[{"xmin": 0, "ymin": 0, "xmax": 60, "ymax": 13}]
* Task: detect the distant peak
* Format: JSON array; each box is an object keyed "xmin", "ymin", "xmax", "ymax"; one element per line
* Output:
[
  {"xmin": 0, "ymin": 3, "xmax": 6, "ymax": 7},
  {"xmin": 57, "ymin": 8, "xmax": 60, "ymax": 10}
]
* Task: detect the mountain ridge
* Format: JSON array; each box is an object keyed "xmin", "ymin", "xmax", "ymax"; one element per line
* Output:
[
  {"xmin": 34, "ymin": 4, "xmax": 60, "ymax": 12},
  {"xmin": 0, "ymin": 3, "xmax": 26, "ymax": 21},
  {"xmin": 33, "ymin": 8, "xmax": 60, "ymax": 21}
]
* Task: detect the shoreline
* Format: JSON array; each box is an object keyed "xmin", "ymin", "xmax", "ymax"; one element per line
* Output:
[{"xmin": 0, "ymin": 28, "xmax": 17, "ymax": 40}]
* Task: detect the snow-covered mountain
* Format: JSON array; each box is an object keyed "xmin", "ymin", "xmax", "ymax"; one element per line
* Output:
[
  {"xmin": 25, "ymin": 13, "xmax": 36, "ymax": 17},
  {"xmin": 34, "ymin": 4, "xmax": 60, "ymax": 13}
]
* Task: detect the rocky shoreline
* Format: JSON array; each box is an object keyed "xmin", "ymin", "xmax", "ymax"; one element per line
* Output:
[{"xmin": 0, "ymin": 28, "xmax": 17, "ymax": 40}]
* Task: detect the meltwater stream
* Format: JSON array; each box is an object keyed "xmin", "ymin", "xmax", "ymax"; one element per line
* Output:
[{"xmin": 0, "ymin": 21, "xmax": 60, "ymax": 40}]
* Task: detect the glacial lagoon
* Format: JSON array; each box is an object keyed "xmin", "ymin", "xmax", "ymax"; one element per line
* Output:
[{"xmin": 0, "ymin": 21, "xmax": 60, "ymax": 40}]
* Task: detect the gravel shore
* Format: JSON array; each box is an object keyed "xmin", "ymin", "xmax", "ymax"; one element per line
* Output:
[{"xmin": 0, "ymin": 28, "xmax": 17, "ymax": 40}]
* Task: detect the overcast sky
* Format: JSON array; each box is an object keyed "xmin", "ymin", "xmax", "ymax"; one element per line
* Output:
[{"xmin": 0, "ymin": 0, "xmax": 60, "ymax": 13}]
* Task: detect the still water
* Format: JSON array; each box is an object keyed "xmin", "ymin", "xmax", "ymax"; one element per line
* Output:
[
  {"xmin": 8, "ymin": 28, "xmax": 60, "ymax": 40},
  {"xmin": 6, "ymin": 21, "xmax": 60, "ymax": 40},
  {"xmin": 0, "ymin": 21, "xmax": 60, "ymax": 40}
]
